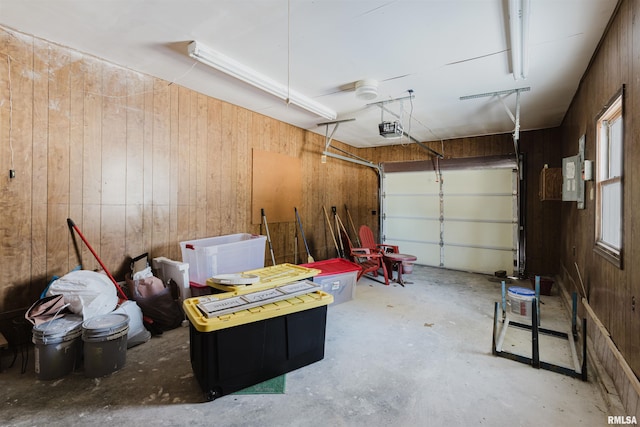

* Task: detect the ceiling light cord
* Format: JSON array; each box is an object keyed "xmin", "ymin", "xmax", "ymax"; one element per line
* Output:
[
  {"xmin": 407, "ymin": 90, "xmax": 414, "ymax": 137},
  {"xmin": 286, "ymin": 0, "xmax": 291, "ymax": 105},
  {"xmin": 169, "ymin": 61, "xmax": 198, "ymax": 86},
  {"xmin": 402, "ymin": 90, "xmax": 414, "ymax": 147},
  {"xmin": 399, "ymin": 100, "xmax": 408, "ymax": 146},
  {"xmin": 410, "ymin": 114, "xmax": 442, "ymax": 144},
  {"xmin": 7, "ymin": 55, "xmax": 14, "ymax": 171}
]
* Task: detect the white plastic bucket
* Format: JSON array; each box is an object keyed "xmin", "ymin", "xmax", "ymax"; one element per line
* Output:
[
  {"xmin": 82, "ymin": 313, "xmax": 129, "ymax": 378},
  {"xmin": 507, "ymin": 287, "xmax": 536, "ymax": 319},
  {"xmin": 402, "ymin": 261, "xmax": 414, "ymax": 274},
  {"xmin": 32, "ymin": 315, "xmax": 84, "ymax": 380}
]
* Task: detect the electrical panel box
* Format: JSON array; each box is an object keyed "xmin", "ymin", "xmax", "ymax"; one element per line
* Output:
[{"xmin": 562, "ymin": 156, "xmax": 579, "ymax": 201}]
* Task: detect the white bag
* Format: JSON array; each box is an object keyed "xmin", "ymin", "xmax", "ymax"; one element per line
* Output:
[
  {"xmin": 47, "ymin": 270, "xmax": 118, "ymax": 320},
  {"xmin": 112, "ymin": 300, "xmax": 151, "ymax": 348}
]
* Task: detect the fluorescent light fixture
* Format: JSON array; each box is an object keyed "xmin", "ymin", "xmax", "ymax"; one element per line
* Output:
[
  {"xmin": 188, "ymin": 41, "xmax": 336, "ymax": 120},
  {"xmin": 508, "ymin": 0, "xmax": 530, "ymax": 80}
]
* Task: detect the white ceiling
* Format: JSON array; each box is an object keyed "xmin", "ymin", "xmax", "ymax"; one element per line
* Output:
[{"xmin": 0, "ymin": 0, "xmax": 618, "ymax": 149}]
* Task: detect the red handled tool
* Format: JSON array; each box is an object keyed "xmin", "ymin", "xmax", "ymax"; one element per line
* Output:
[{"xmin": 67, "ymin": 218, "xmax": 128, "ymax": 301}]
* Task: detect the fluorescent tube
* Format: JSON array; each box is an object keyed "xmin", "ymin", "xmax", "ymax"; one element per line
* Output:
[
  {"xmin": 188, "ymin": 41, "xmax": 336, "ymax": 120},
  {"xmin": 509, "ymin": 0, "xmax": 530, "ymax": 80}
]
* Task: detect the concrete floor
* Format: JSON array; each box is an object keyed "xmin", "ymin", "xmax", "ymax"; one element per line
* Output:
[{"xmin": 1, "ymin": 265, "xmax": 616, "ymax": 426}]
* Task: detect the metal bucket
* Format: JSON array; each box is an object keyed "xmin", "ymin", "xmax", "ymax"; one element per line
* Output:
[
  {"xmin": 82, "ymin": 313, "xmax": 129, "ymax": 378},
  {"xmin": 32, "ymin": 315, "xmax": 84, "ymax": 380}
]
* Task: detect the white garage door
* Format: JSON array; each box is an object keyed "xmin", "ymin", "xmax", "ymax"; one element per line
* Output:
[{"xmin": 382, "ymin": 161, "xmax": 518, "ymax": 275}]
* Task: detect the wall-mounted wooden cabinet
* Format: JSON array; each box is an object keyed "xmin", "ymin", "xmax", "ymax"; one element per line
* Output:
[{"xmin": 539, "ymin": 167, "xmax": 562, "ymax": 201}]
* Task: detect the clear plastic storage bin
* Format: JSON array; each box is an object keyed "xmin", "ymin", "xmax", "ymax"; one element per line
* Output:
[
  {"xmin": 180, "ymin": 233, "xmax": 267, "ymax": 286},
  {"xmin": 301, "ymin": 258, "xmax": 360, "ymax": 305}
]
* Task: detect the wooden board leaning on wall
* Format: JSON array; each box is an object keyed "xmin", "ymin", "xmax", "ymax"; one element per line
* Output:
[{"xmin": 252, "ymin": 150, "xmax": 303, "ymax": 225}]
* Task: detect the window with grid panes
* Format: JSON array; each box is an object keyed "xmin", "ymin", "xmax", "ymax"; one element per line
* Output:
[{"xmin": 595, "ymin": 90, "xmax": 623, "ymax": 266}]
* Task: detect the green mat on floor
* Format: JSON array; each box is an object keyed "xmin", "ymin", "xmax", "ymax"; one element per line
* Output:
[{"xmin": 234, "ymin": 375, "xmax": 286, "ymax": 395}]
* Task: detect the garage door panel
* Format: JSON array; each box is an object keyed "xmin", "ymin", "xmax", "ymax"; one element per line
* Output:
[
  {"xmin": 386, "ymin": 240, "xmax": 440, "ymax": 267},
  {"xmin": 443, "ymin": 246, "xmax": 514, "ymax": 274},
  {"xmin": 385, "ymin": 195, "xmax": 439, "ymax": 217},
  {"xmin": 444, "ymin": 196, "xmax": 513, "ymax": 220},
  {"xmin": 384, "ymin": 171, "xmax": 440, "ymax": 193},
  {"xmin": 385, "ymin": 218, "xmax": 440, "ymax": 242},
  {"xmin": 443, "ymin": 221, "xmax": 514, "ymax": 248},
  {"xmin": 383, "ymin": 164, "xmax": 517, "ymax": 275},
  {"xmin": 443, "ymin": 169, "xmax": 513, "ymax": 193}
]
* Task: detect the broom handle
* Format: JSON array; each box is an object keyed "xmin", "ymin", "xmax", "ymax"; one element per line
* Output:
[
  {"xmin": 345, "ymin": 204, "xmax": 361, "ymax": 247},
  {"xmin": 333, "ymin": 207, "xmax": 345, "ymax": 258},
  {"xmin": 322, "ymin": 206, "xmax": 340, "ymax": 257},
  {"xmin": 335, "ymin": 212, "xmax": 352, "ymax": 248},
  {"xmin": 295, "ymin": 207, "xmax": 312, "ymax": 259},
  {"xmin": 261, "ymin": 209, "xmax": 276, "ymax": 266},
  {"xmin": 67, "ymin": 218, "xmax": 128, "ymax": 301}
]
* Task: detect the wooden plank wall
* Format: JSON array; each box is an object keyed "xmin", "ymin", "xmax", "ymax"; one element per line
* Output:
[
  {"xmin": 557, "ymin": 0, "xmax": 640, "ymax": 377},
  {"xmin": 0, "ymin": 25, "xmax": 562, "ymax": 323},
  {"xmin": 519, "ymin": 128, "xmax": 563, "ymax": 276},
  {"xmin": 0, "ymin": 26, "xmax": 381, "ymax": 313}
]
